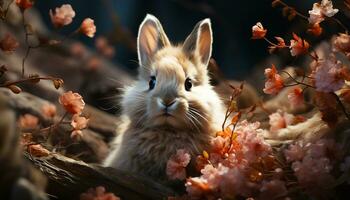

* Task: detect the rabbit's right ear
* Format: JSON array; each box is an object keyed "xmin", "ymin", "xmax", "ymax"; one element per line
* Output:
[{"xmin": 137, "ymin": 14, "xmax": 170, "ymax": 68}]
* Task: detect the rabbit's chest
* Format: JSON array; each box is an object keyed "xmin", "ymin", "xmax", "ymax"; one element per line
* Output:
[{"xmin": 125, "ymin": 129, "xmax": 210, "ymax": 176}]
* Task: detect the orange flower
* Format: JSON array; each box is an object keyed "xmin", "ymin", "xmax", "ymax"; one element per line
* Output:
[
  {"xmin": 15, "ymin": 0, "xmax": 34, "ymax": 10},
  {"xmin": 79, "ymin": 18, "xmax": 96, "ymax": 38},
  {"xmin": 71, "ymin": 114, "xmax": 89, "ymax": 130},
  {"xmin": 70, "ymin": 114, "xmax": 89, "ymax": 140},
  {"xmin": 333, "ymin": 33, "xmax": 350, "ymax": 54},
  {"xmin": 289, "ymin": 33, "xmax": 310, "ymax": 56},
  {"xmin": 87, "ymin": 56, "xmax": 102, "ymax": 71},
  {"xmin": 308, "ymin": 0, "xmax": 338, "ymax": 25},
  {"xmin": 287, "ymin": 87, "xmax": 304, "ymax": 108},
  {"xmin": 252, "ymin": 22, "xmax": 267, "ymax": 39},
  {"xmin": 19, "ymin": 114, "xmax": 39, "ymax": 129},
  {"xmin": 263, "ymin": 65, "xmax": 284, "ymax": 95},
  {"xmin": 49, "ymin": 4, "xmax": 76, "ymax": 28},
  {"xmin": 59, "ymin": 91, "xmax": 85, "ymax": 114},
  {"xmin": 42, "ymin": 104, "xmax": 57, "ymax": 118},
  {"xmin": 95, "ymin": 36, "xmax": 115, "ymax": 58},
  {"xmin": 0, "ymin": 33, "xmax": 19, "ymax": 52},
  {"xmin": 307, "ymin": 23, "xmax": 323, "ymax": 37},
  {"xmin": 70, "ymin": 42, "xmax": 86, "ymax": 58},
  {"xmin": 28, "ymin": 144, "xmax": 50, "ymax": 157}
]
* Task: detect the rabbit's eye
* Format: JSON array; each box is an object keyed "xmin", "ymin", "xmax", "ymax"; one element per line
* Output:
[
  {"xmin": 149, "ymin": 76, "xmax": 156, "ymax": 90},
  {"xmin": 185, "ymin": 78, "xmax": 192, "ymax": 91}
]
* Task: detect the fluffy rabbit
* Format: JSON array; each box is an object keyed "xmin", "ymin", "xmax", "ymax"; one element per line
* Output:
[{"xmin": 104, "ymin": 14, "xmax": 225, "ymax": 180}]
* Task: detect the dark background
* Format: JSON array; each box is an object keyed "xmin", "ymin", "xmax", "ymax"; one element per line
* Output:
[{"xmin": 35, "ymin": 0, "xmax": 346, "ymax": 79}]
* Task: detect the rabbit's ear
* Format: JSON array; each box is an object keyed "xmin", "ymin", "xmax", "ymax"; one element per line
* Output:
[
  {"xmin": 137, "ymin": 14, "xmax": 170, "ymax": 68},
  {"xmin": 183, "ymin": 19, "xmax": 212, "ymax": 67}
]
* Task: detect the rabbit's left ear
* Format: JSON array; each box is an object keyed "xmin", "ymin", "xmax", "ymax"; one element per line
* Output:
[
  {"xmin": 137, "ymin": 14, "xmax": 170, "ymax": 68},
  {"xmin": 183, "ymin": 19, "xmax": 213, "ymax": 67}
]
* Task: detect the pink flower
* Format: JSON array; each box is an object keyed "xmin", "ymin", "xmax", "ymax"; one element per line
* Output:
[
  {"xmin": 292, "ymin": 156, "xmax": 334, "ymax": 189},
  {"xmin": 287, "ymin": 87, "xmax": 304, "ymax": 108},
  {"xmin": 15, "ymin": 0, "xmax": 33, "ymax": 10},
  {"xmin": 259, "ymin": 180, "xmax": 288, "ymax": 200},
  {"xmin": 166, "ymin": 149, "xmax": 191, "ymax": 180},
  {"xmin": 284, "ymin": 143, "xmax": 304, "ymax": 162},
  {"xmin": 314, "ymin": 56, "xmax": 345, "ymax": 92},
  {"xmin": 70, "ymin": 114, "xmax": 89, "ymax": 139},
  {"xmin": 42, "ymin": 104, "xmax": 57, "ymax": 118},
  {"xmin": 263, "ymin": 65, "xmax": 284, "ymax": 95},
  {"xmin": 80, "ymin": 18, "xmax": 96, "ymax": 38},
  {"xmin": 251, "ymin": 22, "xmax": 267, "ymax": 39},
  {"xmin": 95, "ymin": 36, "xmax": 115, "ymax": 58},
  {"xmin": 333, "ymin": 33, "xmax": 350, "ymax": 57},
  {"xmin": 235, "ymin": 121, "xmax": 272, "ymax": 162},
  {"xmin": 59, "ymin": 91, "xmax": 85, "ymax": 115},
  {"xmin": 70, "ymin": 42, "xmax": 86, "ymax": 58},
  {"xmin": 268, "ymin": 110, "xmax": 294, "ymax": 133},
  {"xmin": 71, "ymin": 114, "xmax": 89, "ymax": 130},
  {"xmin": 185, "ymin": 177, "xmax": 209, "ymax": 198},
  {"xmin": 87, "ymin": 56, "xmax": 102, "ymax": 71},
  {"xmin": 0, "ymin": 33, "xmax": 19, "ymax": 52},
  {"xmin": 80, "ymin": 186, "xmax": 120, "ymax": 200},
  {"xmin": 308, "ymin": 0, "xmax": 338, "ymax": 24},
  {"xmin": 19, "ymin": 114, "xmax": 39, "ymax": 129},
  {"xmin": 49, "ymin": 4, "xmax": 76, "ymax": 28},
  {"xmin": 290, "ymin": 33, "xmax": 310, "ymax": 56},
  {"xmin": 210, "ymin": 136, "xmax": 229, "ymax": 155}
]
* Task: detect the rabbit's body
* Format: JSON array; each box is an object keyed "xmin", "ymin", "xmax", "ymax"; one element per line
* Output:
[{"xmin": 104, "ymin": 15, "xmax": 225, "ymax": 180}]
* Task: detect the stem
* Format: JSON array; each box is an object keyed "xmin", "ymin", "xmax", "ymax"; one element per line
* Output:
[
  {"xmin": 264, "ymin": 37, "xmax": 277, "ymax": 46},
  {"xmin": 38, "ymin": 112, "xmax": 69, "ymax": 134},
  {"xmin": 276, "ymin": 0, "xmax": 308, "ymax": 20},
  {"xmin": 0, "ymin": 76, "xmax": 58, "ymax": 87},
  {"xmin": 331, "ymin": 92, "xmax": 350, "ymax": 120},
  {"xmin": 331, "ymin": 17, "xmax": 349, "ymax": 34},
  {"xmin": 281, "ymin": 70, "xmax": 315, "ymax": 88}
]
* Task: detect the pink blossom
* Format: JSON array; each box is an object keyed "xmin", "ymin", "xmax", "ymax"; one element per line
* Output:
[
  {"xmin": 95, "ymin": 36, "xmax": 115, "ymax": 58},
  {"xmin": 251, "ymin": 22, "xmax": 267, "ymax": 39},
  {"xmin": 15, "ymin": 0, "xmax": 33, "ymax": 10},
  {"xmin": 284, "ymin": 143, "xmax": 304, "ymax": 162},
  {"xmin": 0, "ymin": 33, "xmax": 19, "ymax": 52},
  {"xmin": 259, "ymin": 180, "xmax": 288, "ymax": 200},
  {"xmin": 268, "ymin": 110, "xmax": 294, "ymax": 133},
  {"xmin": 287, "ymin": 87, "xmax": 304, "ymax": 108},
  {"xmin": 333, "ymin": 33, "xmax": 350, "ymax": 54},
  {"xmin": 308, "ymin": 0, "xmax": 338, "ymax": 24},
  {"xmin": 314, "ymin": 56, "xmax": 345, "ymax": 92},
  {"xmin": 80, "ymin": 18, "xmax": 96, "ymax": 38},
  {"xmin": 70, "ymin": 42, "xmax": 86, "ymax": 58},
  {"xmin": 19, "ymin": 114, "xmax": 39, "ymax": 129},
  {"xmin": 59, "ymin": 91, "xmax": 85, "ymax": 115},
  {"xmin": 263, "ymin": 65, "xmax": 284, "ymax": 95},
  {"xmin": 49, "ymin": 4, "xmax": 76, "ymax": 28},
  {"xmin": 80, "ymin": 186, "xmax": 120, "ymax": 200},
  {"xmin": 210, "ymin": 136, "xmax": 229, "ymax": 155},
  {"xmin": 42, "ymin": 104, "xmax": 57, "ymax": 118},
  {"xmin": 235, "ymin": 121, "xmax": 272, "ymax": 162},
  {"xmin": 289, "ymin": 33, "xmax": 310, "ymax": 56},
  {"xmin": 185, "ymin": 177, "xmax": 209, "ymax": 198},
  {"xmin": 166, "ymin": 149, "xmax": 191, "ymax": 180},
  {"xmin": 292, "ymin": 156, "xmax": 334, "ymax": 189},
  {"xmin": 71, "ymin": 114, "xmax": 89, "ymax": 130}
]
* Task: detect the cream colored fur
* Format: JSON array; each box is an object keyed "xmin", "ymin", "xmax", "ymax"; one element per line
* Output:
[{"xmin": 104, "ymin": 14, "xmax": 225, "ymax": 180}]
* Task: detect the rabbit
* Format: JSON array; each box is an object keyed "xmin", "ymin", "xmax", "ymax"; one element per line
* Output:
[{"xmin": 104, "ymin": 14, "xmax": 225, "ymax": 181}]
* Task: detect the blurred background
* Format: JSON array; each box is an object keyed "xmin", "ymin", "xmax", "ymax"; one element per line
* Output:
[{"xmin": 34, "ymin": 0, "xmax": 324, "ymax": 79}]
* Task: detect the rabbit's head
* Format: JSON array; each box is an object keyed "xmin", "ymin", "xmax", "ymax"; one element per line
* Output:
[{"xmin": 122, "ymin": 14, "xmax": 223, "ymax": 131}]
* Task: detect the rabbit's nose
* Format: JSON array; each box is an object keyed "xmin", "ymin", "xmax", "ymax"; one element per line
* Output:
[{"xmin": 157, "ymin": 98, "xmax": 178, "ymax": 111}]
